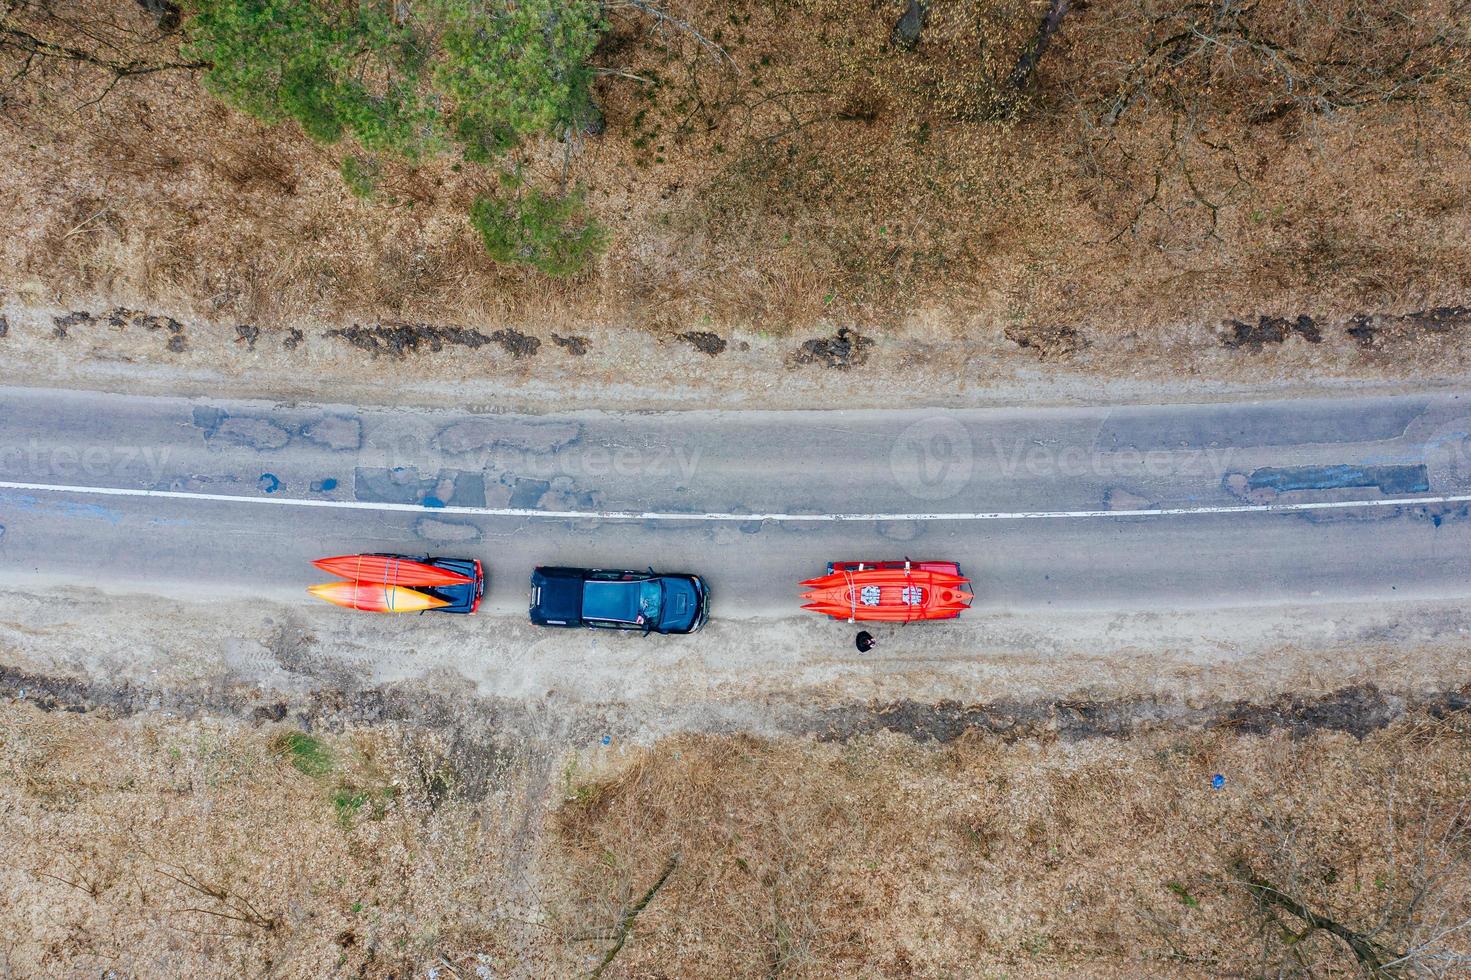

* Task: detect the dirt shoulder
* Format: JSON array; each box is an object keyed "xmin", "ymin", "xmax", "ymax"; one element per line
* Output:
[
  {"xmin": 4, "ymin": 297, "xmax": 1471, "ymax": 413},
  {"xmin": 2, "ymin": 586, "xmax": 1468, "ymax": 741}
]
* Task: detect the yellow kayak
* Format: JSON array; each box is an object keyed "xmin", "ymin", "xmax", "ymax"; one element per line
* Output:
[{"xmin": 307, "ymin": 581, "xmax": 449, "ymax": 613}]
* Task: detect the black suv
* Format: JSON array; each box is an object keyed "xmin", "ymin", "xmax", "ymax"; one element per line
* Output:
[{"xmin": 529, "ymin": 567, "xmax": 710, "ymax": 634}]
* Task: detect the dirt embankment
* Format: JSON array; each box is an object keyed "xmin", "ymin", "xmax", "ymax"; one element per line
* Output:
[
  {"xmin": 3, "ymin": 658, "xmax": 1468, "ymax": 747},
  {"xmin": 2, "ymin": 1, "xmax": 1469, "ymax": 408}
]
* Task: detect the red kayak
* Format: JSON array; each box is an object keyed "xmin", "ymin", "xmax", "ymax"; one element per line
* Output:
[
  {"xmin": 800, "ymin": 560, "xmax": 973, "ymax": 622},
  {"xmin": 313, "ymin": 554, "xmax": 472, "ymax": 587}
]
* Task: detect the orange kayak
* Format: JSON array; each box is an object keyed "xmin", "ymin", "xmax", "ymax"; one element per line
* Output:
[
  {"xmin": 308, "ymin": 581, "xmax": 450, "ymax": 613},
  {"xmin": 800, "ymin": 562, "xmax": 973, "ymax": 622},
  {"xmin": 312, "ymin": 554, "xmax": 472, "ymax": 587}
]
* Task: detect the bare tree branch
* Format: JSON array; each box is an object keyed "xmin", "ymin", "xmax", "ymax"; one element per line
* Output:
[
  {"xmin": 606, "ymin": 0, "xmax": 733, "ymax": 66},
  {"xmin": 156, "ymin": 866, "xmax": 281, "ymax": 933},
  {"xmin": 590, "ymin": 852, "xmax": 679, "ymax": 979},
  {"xmin": 1009, "ymin": 0, "xmax": 1073, "ymax": 93},
  {"xmin": 1233, "ymin": 860, "xmax": 1410, "ymax": 976}
]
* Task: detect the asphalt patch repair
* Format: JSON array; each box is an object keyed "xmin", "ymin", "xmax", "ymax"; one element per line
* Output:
[{"xmin": 1243, "ymin": 463, "xmax": 1430, "ymax": 495}]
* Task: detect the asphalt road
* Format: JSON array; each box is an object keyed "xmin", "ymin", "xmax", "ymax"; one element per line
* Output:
[{"xmin": 2, "ymin": 386, "xmax": 1471, "ymax": 617}]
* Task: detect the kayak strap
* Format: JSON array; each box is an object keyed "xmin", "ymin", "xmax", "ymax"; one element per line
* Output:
[{"xmin": 905, "ymin": 560, "xmax": 913, "ymax": 624}]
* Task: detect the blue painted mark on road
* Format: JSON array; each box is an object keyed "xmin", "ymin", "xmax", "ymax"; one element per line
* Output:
[
  {"xmin": 59, "ymin": 501, "xmax": 123, "ymax": 523},
  {"xmin": 1246, "ymin": 463, "xmax": 1429, "ymax": 495},
  {"xmin": 191, "ymin": 406, "xmax": 227, "ymax": 438},
  {"xmin": 258, "ymin": 473, "xmax": 281, "ymax": 494},
  {"xmin": 0, "ymin": 492, "xmax": 123, "ymax": 524},
  {"xmin": 422, "ymin": 495, "xmax": 445, "ymax": 508},
  {"xmin": 310, "ymin": 477, "xmax": 339, "ymax": 493}
]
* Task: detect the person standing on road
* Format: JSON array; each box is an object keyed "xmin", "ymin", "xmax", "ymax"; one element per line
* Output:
[{"xmin": 856, "ymin": 631, "xmax": 876, "ymax": 653}]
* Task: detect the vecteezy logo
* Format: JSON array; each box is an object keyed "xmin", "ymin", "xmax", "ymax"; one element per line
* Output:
[{"xmin": 890, "ymin": 416, "xmax": 974, "ymax": 501}]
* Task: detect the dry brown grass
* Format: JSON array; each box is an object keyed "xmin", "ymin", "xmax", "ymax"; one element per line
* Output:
[
  {"xmin": 0, "ymin": 704, "xmax": 546, "ymax": 976},
  {"xmin": 553, "ymin": 724, "xmax": 1471, "ymax": 977},
  {"xmin": 4, "ymin": 699, "xmax": 1469, "ymax": 977},
  {"xmin": 1, "ymin": 0, "xmax": 1466, "ymax": 349}
]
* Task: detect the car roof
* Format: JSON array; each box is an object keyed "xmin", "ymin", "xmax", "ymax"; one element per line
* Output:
[{"xmin": 582, "ymin": 580, "xmax": 643, "ymax": 623}]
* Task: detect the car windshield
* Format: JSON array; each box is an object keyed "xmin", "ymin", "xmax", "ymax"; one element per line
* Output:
[{"xmin": 638, "ymin": 579, "xmax": 663, "ymax": 623}]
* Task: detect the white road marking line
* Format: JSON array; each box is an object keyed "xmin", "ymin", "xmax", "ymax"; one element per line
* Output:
[{"xmin": 1, "ymin": 478, "xmax": 1469, "ymax": 522}]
